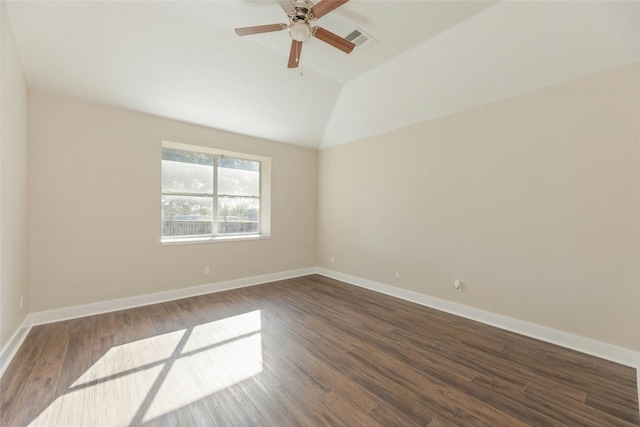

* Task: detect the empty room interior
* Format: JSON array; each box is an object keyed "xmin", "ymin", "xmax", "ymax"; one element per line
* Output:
[{"xmin": 1, "ymin": 0, "xmax": 639, "ymax": 426}]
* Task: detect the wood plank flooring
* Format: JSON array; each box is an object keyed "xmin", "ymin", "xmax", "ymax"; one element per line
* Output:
[{"xmin": 1, "ymin": 275, "xmax": 638, "ymax": 426}]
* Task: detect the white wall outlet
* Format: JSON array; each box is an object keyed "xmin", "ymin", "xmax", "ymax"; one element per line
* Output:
[
  {"xmin": 204, "ymin": 267, "xmax": 211, "ymax": 275},
  {"xmin": 394, "ymin": 270, "xmax": 401, "ymax": 278},
  {"xmin": 19, "ymin": 297, "xmax": 24, "ymax": 310},
  {"xmin": 330, "ymin": 256, "xmax": 335, "ymax": 264},
  {"xmin": 453, "ymin": 279, "xmax": 462, "ymax": 292}
]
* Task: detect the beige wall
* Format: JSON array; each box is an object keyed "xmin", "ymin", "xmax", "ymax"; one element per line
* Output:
[
  {"xmin": 28, "ymin": 92, "xmax": 317, "ymax": 312},
  {"xmin": 9, "ymin": 37, "xmax": 640, "ymax": 358},
  {"xmin": 318, "ymin": 62, "xmax": 640, "ymax": 351},
  {"xmin": 0, "ymin": 1, "xmax": 30, "ymax": 353}
]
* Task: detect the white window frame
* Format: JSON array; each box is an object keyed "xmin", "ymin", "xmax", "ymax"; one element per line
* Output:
[{"xmin": 161, "ymin": 140, "xmax": 271, "ymax": 244}]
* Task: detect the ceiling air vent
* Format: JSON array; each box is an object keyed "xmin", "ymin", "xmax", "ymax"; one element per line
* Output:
[{"xmin": 345, "ymin": 27, "xmax": 378, "ymax": 51}]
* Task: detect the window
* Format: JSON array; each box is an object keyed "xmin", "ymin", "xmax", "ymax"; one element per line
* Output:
[{"xmin": 161, "ymin": 141, "xmax": 271, "ymax": 242}]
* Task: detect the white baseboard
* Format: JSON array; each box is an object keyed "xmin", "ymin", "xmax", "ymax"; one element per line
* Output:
[
  {"xmin": 1, "ymin": 268, "xmax": 312, "ymax": 377},
  {"xmin": 2, "ymin": 268, "xmax": 311, "ymax": 378},
  {"xmin": 316, "ymin": 268, "xmax": 640, "ymax": 369},
  {"xmin": 0, "ymin": 316, "xmax": 32, "ymax": 378},
  {"xmin": 3, "ymin": 264, "xmax": 638, "ymax": 398},
  {"xmin": 28, "ymin": 267, "xmax": 316, "ymax": 326}
]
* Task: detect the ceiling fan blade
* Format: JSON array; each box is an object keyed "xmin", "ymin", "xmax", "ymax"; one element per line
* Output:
[
  {"xmin": 288, "ymin": 40, "xmax": 303, "ymax": 68},
  {"xmin": 235, "ymin": 23, "xmax": 287, "ymax": 36},
  {"xmin": 278, "ymin": 0, "xmax": 295, "ymax": 13},
  {"xmin": 310, "ymin": 0, "xmax": 349, "ymax": 19},
  {"xmin": 313, "ymin": 26, "xmax": 355, "ymax": 54}
]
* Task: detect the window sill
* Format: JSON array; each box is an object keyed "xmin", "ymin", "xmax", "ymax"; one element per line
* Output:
[{"xmin": 161, "ymin": 234, "xmax": 271, "ymax": 245}]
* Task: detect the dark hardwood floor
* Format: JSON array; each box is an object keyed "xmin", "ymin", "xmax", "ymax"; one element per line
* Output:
[{"xmin": 1, "ymin": 275, "xmax": 638, "ymax": 426}]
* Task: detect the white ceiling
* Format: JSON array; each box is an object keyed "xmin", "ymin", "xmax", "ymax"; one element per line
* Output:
[{"xmin": 6, "ymin": 1, "xmax": 640, "ymax": 150}]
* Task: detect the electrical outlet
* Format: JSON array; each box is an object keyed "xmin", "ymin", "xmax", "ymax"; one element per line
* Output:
[
  {"xmin": 204, "ymin": 267, "xmax": 211, "ymax": 275},
  {"xmin": 453, "ymin": 279, "xmax": 462, "ymax": 292},
  {"xmin": 394, "ymin": 270, "xmax": 401, "ymax": 278},
  {"xmin": 330, "ymin": 256, "xmax": 335, "ymax": 264},
  {"xmin": 19, "ymin": 297, "xmax": 24, "ymax": 311}
]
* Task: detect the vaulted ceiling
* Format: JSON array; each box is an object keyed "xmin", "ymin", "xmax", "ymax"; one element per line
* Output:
[{"xmin": 6, "ymin": 1, "xmax": 639, "ymax": 149}]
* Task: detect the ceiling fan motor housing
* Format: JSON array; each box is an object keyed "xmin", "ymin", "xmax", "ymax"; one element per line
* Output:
[
  {"xmin": 292, "ymin": 0, "xmax": 314, "ymax": 15},
  {"xmin": 288, "ymin": 0, "xmax": 314, "ymax": 41}
]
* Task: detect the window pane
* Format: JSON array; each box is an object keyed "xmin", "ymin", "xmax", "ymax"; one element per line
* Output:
[
  {"xmin": 218, "ymin": 158, "xmax": 260, "ymax": 196},
  {"xmin": 162, "ymin": 195, "xmax": 213, "ymax": 237},
  {"xmin": 162, "ymin": 149, "xmax": 213, "ymax": 194},
  {"xmin": 218, "ymin": 197, "xmax": 259, "ymax": 234}
]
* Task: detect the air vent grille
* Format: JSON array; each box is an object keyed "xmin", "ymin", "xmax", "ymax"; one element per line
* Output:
[{"xmin": 344, "ymin": 27, "xmax": 377, "ymax": 51}]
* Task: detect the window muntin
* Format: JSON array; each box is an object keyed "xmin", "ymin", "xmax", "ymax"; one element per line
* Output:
[{"xmin": 161, "ymin": 142, "xmax": 270, "ymax": 242}]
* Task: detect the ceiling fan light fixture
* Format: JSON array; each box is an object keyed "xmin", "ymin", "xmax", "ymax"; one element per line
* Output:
[{"xmin": 289, "ymin": 21, "xmax": 311, "ymax": 41}]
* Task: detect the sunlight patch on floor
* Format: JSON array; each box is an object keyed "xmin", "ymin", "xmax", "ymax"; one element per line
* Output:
[
  {"xmin": 144, "ymin": 332, "xmax": 263, "ymax": 422},
  {"xmin": 28, "ymin": 310, "xmax": 263, "ymax": 426},
  {"xmin": 75, "ymin": 330, "xmax": 185, "ymax": 388}
]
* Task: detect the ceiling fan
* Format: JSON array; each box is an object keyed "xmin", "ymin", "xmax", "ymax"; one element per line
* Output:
[{"xmin": 235, "ymin": 0, "xmax": 355, "ymax": 68}]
